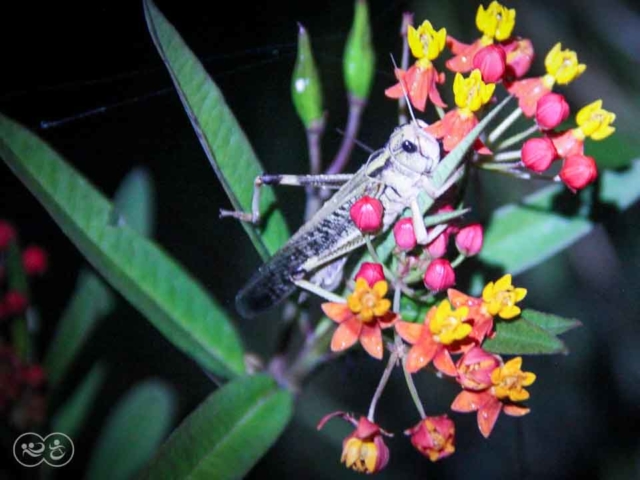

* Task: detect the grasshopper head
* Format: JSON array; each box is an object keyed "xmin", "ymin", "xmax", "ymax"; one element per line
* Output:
[{"xmin": 389, "ymin": 120, "xmax": 441, "ymax": 174}]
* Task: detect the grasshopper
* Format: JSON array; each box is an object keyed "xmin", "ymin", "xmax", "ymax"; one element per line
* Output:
[{"xmin": 224, "ymin": 97, "xmax": 511, "ymax": 318}]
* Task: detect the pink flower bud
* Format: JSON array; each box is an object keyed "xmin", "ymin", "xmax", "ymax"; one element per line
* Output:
[
  {"xmin": 350, "ymin": 196, "xmax": 383, "ymax": 233},
  {"xmin": 0, "ymin": 221, "xmax": 16, "ymax": 251},
  {"xmin": 456, "ymin": 346, "xmax": 501, "ymax": 391},
  {"xmin": 473, "ymin": 45, "xmax": 506, "ymax": 83},
  {"xmin": 455, "ymin": 223, "xmax": 484, "ymax": 256},
  {"xmin": 354, "ymin": 262, "xmax": 385, "ymax": 287},
  {"xmin": 3, "ymin": 291, "xmax": 28, "ymax": 316},
  {"xmin": 424, "ymin": 259, "xmax": 455, "ymax": 291},
  {"xmin": 405, "ymin": 414, "xmax": 455, "ymax": 462},
  {"xmin": 22, "ymin": 246, "xmax": 48, "ymax": 276},
  {"xmin": 426, "ymin": 231, "xmax": 449, "ymax": 258},
  {"xmin": 521, "ymin": 137, "xmax": 557, "ymax": 173},
  {"xmin": 535, "ymin": 93, "xmax": 570, "ymax": 130},
  {"xmin": 559, "ymin": 154, "xmax": 598, "ymax": 192},
  {"xmin": 393, "ymin": 218, "xmax": 417, "ymax": 250}
]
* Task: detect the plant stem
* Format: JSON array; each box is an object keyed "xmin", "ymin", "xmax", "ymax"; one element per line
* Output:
[
  {"xmin": 394, "ymin": 334, "xmax": 426, "ymax": 418},
  {"xmin": 304, "ymin": 118, "xmax": 326, "ymax": 220},
  {"xmin": 367, "ymin": 349, "xmax": 399, "ymax": 421},
  {"xmin": 493, "ymin": 150, "xmax": 522, "ymax": 162},
  {"xmin": 325, "ymin": 97, "xmax": 365, "ymax": 175},
  {"xmin": 487, "ymin": 106, "xmax": 523, "ymax": 145},
  {"xmin": 496, "ymin": 124, "xmax": 538, "ymax": 150}
]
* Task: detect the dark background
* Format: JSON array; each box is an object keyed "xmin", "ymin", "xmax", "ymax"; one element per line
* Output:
[{"xmin": 2, "ymin": 0, "xmax": 640, "ymax": 478}]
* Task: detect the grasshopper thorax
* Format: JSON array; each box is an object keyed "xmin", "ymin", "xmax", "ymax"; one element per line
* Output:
[{"xmin": 388, "ymin": 120, "xmax": 441, "ymax": 175}]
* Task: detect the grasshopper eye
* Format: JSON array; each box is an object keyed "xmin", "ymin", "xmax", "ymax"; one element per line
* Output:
[{"xmin": 401, "ymin": 140, "xmax": 417, "ymax": 153}]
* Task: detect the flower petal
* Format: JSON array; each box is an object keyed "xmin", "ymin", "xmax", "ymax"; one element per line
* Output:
[
  {"xmin": 451, "ymin": 390, "xmax": 489, "ymax": 412},
  {"xmin": 405, "ymin": 340, "xmax": 438, "ymax": 373},
  {"xmin": 433, "ymin": 348, "xmax": 457, "ymax": 376},
  {"xmin": 395, "ymin": 321, "xmax": 424, "ymax": 344},
  {"xmin": 503, "ymin": 404, "xmax": 531, "ymax": 417},
  {"xmin": 331, "ymin": 316, "xmax": 362, "ymax": 352},
  {"xmin": 322, "ymin": 303, "xmax": 352, "ymax": 324},
  {"xmin": 478, "ymin": 399, "xmax": 502, "ymax": 438},
  {"xmin": 360, "ymin": 324, "xmax": 384, "ymax": 360}
]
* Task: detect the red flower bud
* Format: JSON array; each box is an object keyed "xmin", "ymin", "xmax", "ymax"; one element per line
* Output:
[
  {"xmin": 473, "ymin": 45, "xmax": 506, "ymax": 83},
  {"xmin": 559, "ymin": 154, "xmax": 598, "ymax": 191},
  {"xmin": 393, "ymin": 218, "xmax": 417, "ymax": 250},
  {"xmin": 20, "ymin": 365, "xmax": 46, "ymax": 388},
  {"xmin": 424, "ymin": 259, "xmax": 455, "ymax": 291},
  {"xmin": 354, "ymin": 262, "xmax": 385, "ymax": 287},
  {"xmin": 455, "ymin": 223, "xmax": 484, "ymax": 256},
  {"xmin": 521, "ymin": 137, "xmax": 557, "ymax": 173},
  {"xmin": 426, "ymin": 231, "xmax": 449, "ymax": 258},
  {"xmin": 456, "ymin": 346, "xmax": 501, "ymax": 391},
  {"xmin": 3, "ymin": 291, "xmax": 28, "ymax": 316},
  {"xmin": 406, "ymin": 414, "xmax": 456, "ymax": 462},
  {"xmin": 350, "ymin": 196, "xmax": 383, "ymax": 233},
  {"xmin": 536, "ymin": 93, "xmax": 570, "ymax": 130},
  {"xmin": 0, "ymin": 221, "xmax": 16, "ymax": 251},
  {"xmin": 22, "ymin": 246, "xmax": 48, "ymax": 276}
]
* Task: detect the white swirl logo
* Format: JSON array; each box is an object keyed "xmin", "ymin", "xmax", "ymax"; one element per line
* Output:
[{"xmin": 13, "ymin": 432, "xmax": 74, "ymax": 467}]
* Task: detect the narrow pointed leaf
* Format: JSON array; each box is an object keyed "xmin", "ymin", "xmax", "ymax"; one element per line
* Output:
[
  {"xmin": 113, "ymin": 167, "xmax": 156, "ymax": 237},
  {"xmin": 140, "ymin": 374, "xmax": 293, "ymax": 480},
  {"xmin": 86, "ymin": 380, "xmax": 177, "ymax": 480},
  {"xmin": 144, "ymin": 0, "xmax": 289, "ymax": 260},
  {"xmin": 0, "ymin": 113, "xmax": 245, "ymax": 378},
  {"xmin": 44, "ymin": 270, "xmax": 114, "ymax": 386},
  {"xmin": 51, "ymin": 362, "xmax": 107, "ymax": 438},
  {"xmin": 520, "ymin": 309, "xmax": 581, "ymax": 336},
  {"xmin": 483, "ymin": 318, "xmax": 567, "ymax": 355},
  {"xmin": 6, "ymin": 240, "xmax": 31, "ymax": 361}
]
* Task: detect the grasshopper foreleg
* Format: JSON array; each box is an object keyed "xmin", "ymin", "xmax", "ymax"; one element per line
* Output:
[{"xmin": 219, "ymin": 173, "xmax": 353, "ymax": 225}]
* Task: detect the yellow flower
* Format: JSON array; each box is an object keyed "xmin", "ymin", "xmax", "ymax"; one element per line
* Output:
[
  {"xmin": 482, "ymin": 274, "xmax": 527, "ymax": 319},
  {"xmin": 544, "ymin": 43, "xmax": 586, "ymax": 85},
  {"xmin": 347, "ymin": 278, "xmax": 391, "ymax": 323},
  {"xmin": 476, "ymin": 1, "xmax": 516, "ymax": 42},
  {"xmin": 576, "ymin": 99, "xmax": 616, "ymax": 141},
  {"xmin": 491, "ymin": 357, "xmax": 536, "ymax": 402},
  {"xmin": 429, "ymin": 299, "xmax": 471, "ymax": 345},
  {"xmin": 408, "ymin": 20, "xmax": 447, "ymax": 63},
  {"xmin": 453, "ymin": 69, "xmax": 496, "ymax": 113}
]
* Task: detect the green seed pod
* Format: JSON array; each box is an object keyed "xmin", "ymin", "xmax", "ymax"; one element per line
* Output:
[
  {"xmin": 343, "ymin": 0, "xmax": 375, "ymax": 101},
  {"xmin": 291, "ymin": 24, "xmax": 324, "ymax": 129}
]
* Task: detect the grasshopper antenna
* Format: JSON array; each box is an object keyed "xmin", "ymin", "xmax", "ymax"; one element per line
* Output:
[{"xmin": 390, "ymin": 54, "xmax": 418, "ymax": 126}]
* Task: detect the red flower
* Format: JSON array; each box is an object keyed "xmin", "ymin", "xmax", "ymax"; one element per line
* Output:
[
  {"xmin": 473, "ymin": 45, "xmax": 506, "ymax": 83},
  {"xmin": 406, "ymin": 414, "xmax": 455, "ymax": 462},
  {"xmin": 385, "ymin": 64, "xmax": 446, "ymax": 112},
  {"xmin": 0, "ymin": 221, "xmax": 16, "ymax": 251},
  {"xmin": 502, "ymin": 38, "xmax": 534, "ymax": 80},
  {"xmin": 447, "ymin": 288, "xmax": 495, "ymax": 345},
  {"xmin": 425, "ymin": 110, "xmax": 490, "ymax": 154},
  {"xmin": 455, "ymin": 346, "xmax": 501, "ymax": 391},
  {"xmin": 549, "ymin": 129, "xmax": 584, "ymax": 158},
  {"xmin": 455, "ymin": 223, "xmax": 484, "ymax": 257},
  {"xmin": 322, "ymin": 279, "xmax": 398, "ymax": 359},
  {"xmin": 506, "ymin": 77, "xmax": 552, "ymax": 117},
  {"xmin": 350, "ymin": 196, "xmax": 383, "ymax": 233},
  {"xmin": 2, "ymin": 290, "xmax": 28, "ymax": 317},
  {"xmin": 536, "ymin": 93, "xmax": 570, "ymax": 130},
  {"xmin": 395, "ymin": 300, "xmax": 472, "ymax": 375},
  {"xmin": 354, "ymin": 262, "xmax": 385, "ymax": 287},
  {"xmin": 318, "ymin": 412, "xmax": 391, "ymax": 474},
  {"xmin": 22, "ymin": 245, "xmax": 49, "ymax": 276},
  {"xmin": 445, "ymin": 37, "xmax": 485, "ymax": 73},
  {"xmin": 424, "ymin": 259, "xmax": 455, "ymax": 292},
  {"xmin": 393, "ymin": 218, "xmax": 417, "ymax": 251},
  {"xmin": 521, "ymin": 137, "xmax": 558, "ymax": 173},
  {"xmin": 559, "ymin": 154, "xmax": 598, "ymax": 192}
]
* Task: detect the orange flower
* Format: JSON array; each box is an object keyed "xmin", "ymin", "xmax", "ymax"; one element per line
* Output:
[
  {"xmin": 385, "ymin": 64, "xmax": 446, "ymax": 112},
  {"xmin": 406, "ymin": 414, "xmax": 456, "ymax": 462},
  {"xmin": 396, "ymin": 300, "xmax": 472, "ymax": 375},
  {"xmin": 451, "ymin": 356, "xmax": 535, "ymax": 438},
  {"xmin": 322, "ymin": 279, "xmax": 397, "ymax": 359},
  {"xmin": 447, "ymin": 288, "xmax": 495, "ymax": 345}
]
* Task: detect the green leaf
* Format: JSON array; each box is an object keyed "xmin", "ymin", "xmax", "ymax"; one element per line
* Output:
[
  {"xmin": 44, "ymin": 270, "xmax": 114, "ymax": 386},
  {"xmin": 480, "ymin": 184, "xmax": 593, "ymax": 275},
  {"xmin": 0, "ymin": 113, "xmax": 245, "ymax": 378},
  {"xmin": 113, "ymin": 167, "xmax": 156, "ymax": 237},
  {"xmin": 86, "ymin": 380, "xmax": 177, "ymax": 480},
  {"xmin": 600, "ymin": 158, "xmax": 640, "ymax": 209},
  {"xmin": 520, "ymin": 309, "xmax": 581, "ymax": 336},
  {"xmin": 483, "ymin": 318, "xmax": 568, "ymax": 355},
  {"xmin": 589, "ymin": 133, "xmax": 639, "ymax": 170},
  {"xmin": 6, "ymin": 240, "xmax": 31, "ymax": 361},
  {"xmin": 140, "ymin": 374, "xmax": 293, "ymax": 480},
  {"xmin": 144, "ymin": 0, "xmax": 289, "ymax": 260},
  {"xmin": 51, "ymin": 362, "xmax": 107, "ymax": 438}
]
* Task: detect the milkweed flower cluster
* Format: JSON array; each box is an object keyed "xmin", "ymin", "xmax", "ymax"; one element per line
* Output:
[{"xmin": 312, "ymin": 1, "xmax": 601, "ymax": 473}]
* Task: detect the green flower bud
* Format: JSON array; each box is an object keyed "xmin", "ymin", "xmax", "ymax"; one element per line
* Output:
[
  {"xmin": 291, "ymin": 24, "xmax": 324, "ymax": 129},
  {"xmin": 343, "ymin": 0, "xmax": 375, "ymax": 101}
]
